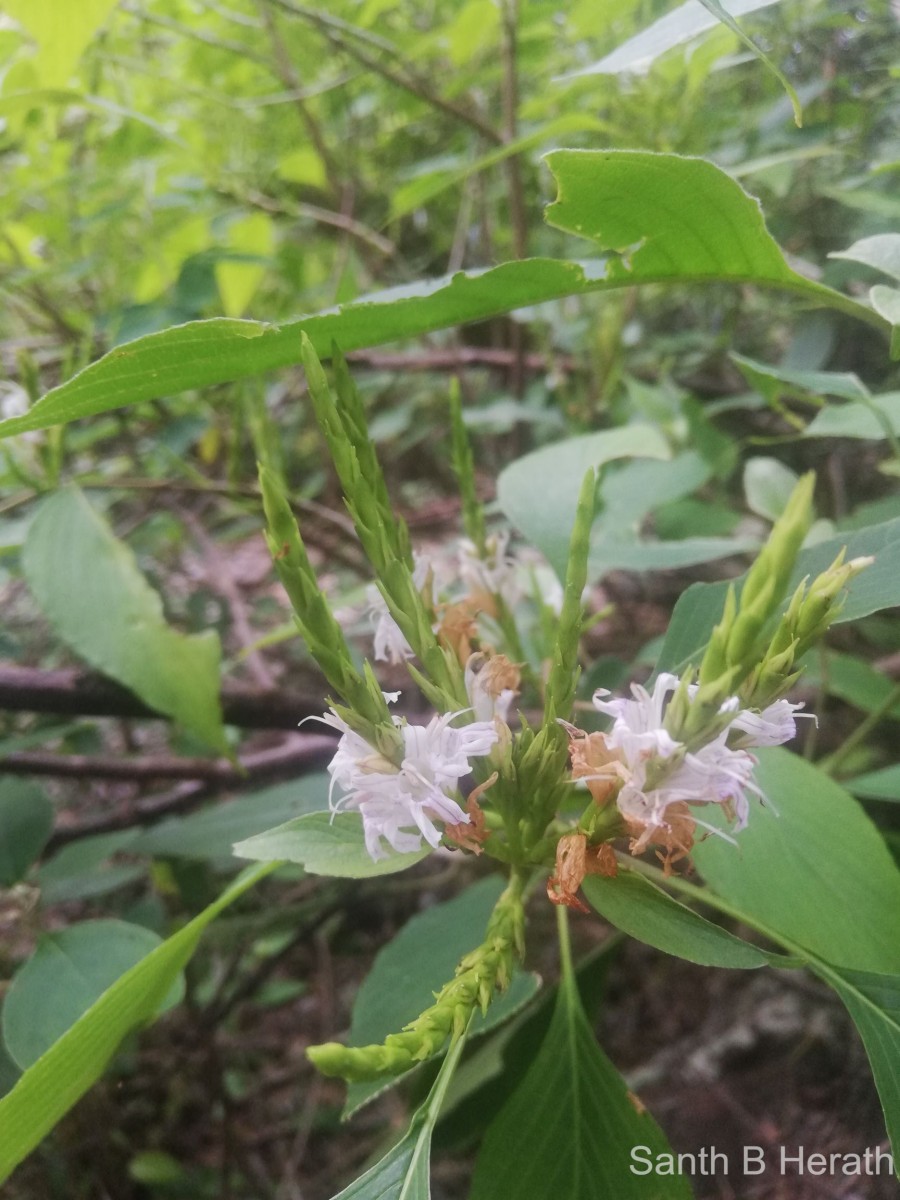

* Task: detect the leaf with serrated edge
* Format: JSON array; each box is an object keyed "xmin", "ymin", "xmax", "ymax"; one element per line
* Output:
[{"xmin": 0, "ymin": 153, "xmax": 884, "ymax": 439}]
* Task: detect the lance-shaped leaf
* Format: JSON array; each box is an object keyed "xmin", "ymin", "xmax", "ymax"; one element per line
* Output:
[
  {"xmin": 0, "ymin": 154, "xmax": 886, "ymax": 439},
  {"xmin": 0, "ymin": 864, "xmax": 275, "ymax": 1184},
  {"xmin": 583, "ymin": 870, "xmax": 771, "ymax": 970},
  {"xmin": 692, "ymin": 749, "xmax": 900, "ymax": 974},
  {"xmin": 22, "ymin": 488, "xmax": 226, "ymax": 753},
  {"xmin": 810, "ymin": 962, "xmax": 900, "ymax": 1173},
  {"xmin": 469, "ymin": 948, "xmax": 692, "ymax": 1200}
]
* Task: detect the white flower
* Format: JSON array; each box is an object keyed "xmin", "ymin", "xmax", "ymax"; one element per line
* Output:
[
  {"xmin": 459, "ymin": 530, "xmax": 520, "ymax": 608},
  {"xmin": 367, "ymin": 552, "xmax": 435, "ymax": 664},
  {"xmin": 730, "ymin": 699, "xmax": 808, "ymax": 748},
  {"xmin": 321, "ymin": 706, "xmax": 497, "ymax": 860},
  {"xmin": 591, "ymin": 674, "xmax": 799, "ymax": 848},
  {"xmin": 593, "ymin": 673, "xmax": 683, "ymax": 763}
]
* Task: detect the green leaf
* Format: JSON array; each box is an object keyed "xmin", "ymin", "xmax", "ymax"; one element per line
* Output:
[
  {"xmin": 831, "ymin": 234, "xmax": 900, "ymax": 284},
  {"xmin": 132, "ymin": 775, "xmax": 329, "ymax": 862},
  {"xmin": 22, "ymin": 488, "xmax": 226, "ymax": 753},
  {"xmin": 233, "ymin": 811, "xmax": 429, "ymax": 878},
  {"xmin": 743, "ymin": 456, "xmax": 800, "ymax": 520},
  {"xmin": 563, "ymin": 0, "xmax": 781, "ymax": 78},
  {"xmin": 656, "ymin": 518, "xmax": 900, "ymax": 675},
  {"xmin": 733, "ymin": 353, "xmax": 870, "ymax": 403},
  {"xmin": 215, "ymin": 212, "xmax": 275, "ymax": 318},
  {"xmin": 0, "ymin": 864, "xmax": 274, "ymax": 1184},
  {"xmin": 469, "ymin": 958, "xmax": 692, "ymax": 1199},
  {"xmin": 329, "ymin": 1027, "xmax": 469, "ymax": 1200},
  {"xmin": 582, "ymin": 870, "xmax": 770, "ymax": 969},
  {"xmin": 692, "ymin": 749, "xmax": 900, "ymax": 973},
  {"xmin": 694, "ymin": 0, "xmax": 801, "ymax": 125},
  {"xmin": 1, "ymin": 154, "xmax": 884, "ymax": 439},
  {"xmin": 0, "ymin": 778, "xmax": 54, "ymax": 886},
  {"xmin": 811, "ymin": 962, "xmax": 900, "ymax": 1170},
  {"xmin": 542, "ymin": 149, "xmax": 811, "ymax": 286},
  {"xmin": 847, "ymin": 765, "xmax": 900, "ymax": 803},
  {"xmin": 803, "ymin": 393, "xmax": 900, "ymax": 440},
  {"xmin": 4, "ymin": 0, "xmax": 119, "ymax": 87},
  {"xmin": 2, "ymin": 920, "xmax": 180, "ymax": 1070},
  {"xmin": 344, "ymin": 877, "xmax": 541, "ymax": 1117},
  {"xmin": 38, "ymin": 830, "xmax": 144, "ymax": 904},
  {"xmin": 496, "ymin": 426, "xmax": 671, "ymax": 576}
]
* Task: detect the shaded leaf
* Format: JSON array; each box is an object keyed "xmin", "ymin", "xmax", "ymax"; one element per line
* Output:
[
  {"xmin": 583, "ymin": 870, "xmax": 770, "ymax": 969},
  {"xmin": 22, "ymin": 488, "xmax": 226, "ymax": 752},
  {"xmin": 0, "ymin": 864, "xmax": 274, "ymax": 1184},
  {"xmin": 693, "ymin": 749, "xmax": 900, "ymax": 973},
  {"xmin": 496, "ymin": 426, "xmax": 670, "ymax": 576},
  {"xmin": 2, "ymin": 920, "xmax": 180, "ymax": 1070},
  {"xmin": 132, "ymin": 774, "xmax": 329, "ymax": 862},
  {"xmin": 808, "ymin": 962, "xmax": 900, "ymax": 1173},
  {"xmin": 330, "ymin": 1029, "xmax": 469, "ymax": 1200},
  {"xmin": 469, "ymin": 960, "xmax": 692, "ymax": 1199},
  {"xmin": 0, "ymin": 779, "xmax": 53, "ymax": 887},
  {"xmin": 656, "ymin": 518, "xmax": 900, "ymax": 676},
  {"xmin": 344, "ymin": 877, "xmax": 541, "ymax": 1117}
]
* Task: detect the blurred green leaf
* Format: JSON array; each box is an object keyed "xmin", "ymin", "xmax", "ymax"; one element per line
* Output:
[
  {"xmin": 563, "ymin": 0, "xmax": 780, "ymax": 78},
  {"xmin": 743, "ymin": 456, "xmax": 800, "ymax": 520},
  {"xmin": 22, "ymin": 488, "xmax": 227, "ymax": 753},
  {"xmin": 0, "ymin": 778, "xmax": 53, "ymax": 887},
  {"xmin": 132, "ymin": 775, "xmax": 330, "ymax": 863}
]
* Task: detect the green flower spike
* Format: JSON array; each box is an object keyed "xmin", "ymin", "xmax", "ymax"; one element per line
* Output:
[{"xmin": 308, "ymin": 872, "xmax": 527, "ymax": 1082}]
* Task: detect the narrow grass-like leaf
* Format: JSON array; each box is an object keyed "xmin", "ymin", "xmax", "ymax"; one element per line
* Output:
[{"xmin": 0, "ymin": 864, "xmax": 275, "ymax": 1184}]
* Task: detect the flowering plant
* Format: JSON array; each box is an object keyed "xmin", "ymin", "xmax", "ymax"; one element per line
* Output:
[{"xmin": 220, "ymin": 339, "xmax": 896, "ymax": 1196}]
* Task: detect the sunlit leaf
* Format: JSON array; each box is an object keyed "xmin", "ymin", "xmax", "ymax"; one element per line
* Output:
[{"xmin": 1, "ymin": 154, "xmax": 884, "ymax": 439}]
